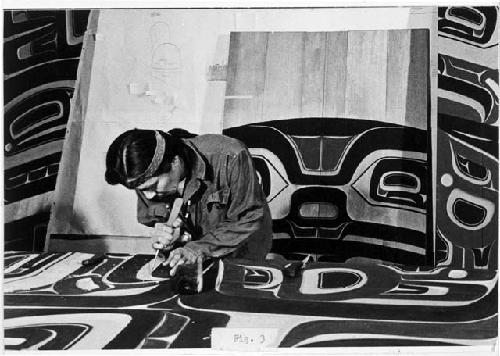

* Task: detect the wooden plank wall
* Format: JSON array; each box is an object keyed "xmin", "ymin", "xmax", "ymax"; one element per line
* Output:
[
  {"xmin": 324, "ymin": 32, "xmax": 348, "ymax": 118},
  {"xmin": 223, "ymin": 29, "xmax": 428, "ymax": 129},
  {"xmin": 224, "ymin": 32, "xmax": 268, "ymax": 128}
]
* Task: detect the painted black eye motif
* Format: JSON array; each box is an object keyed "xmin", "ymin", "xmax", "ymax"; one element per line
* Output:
[
  {"xmin": 453, "ymin": 198, "xmax": 488, "ymax": 227},
  {"xmin": 447, "ymin": 188, "xmax": 495, "ymax": 231},
  {"xmin": 455, "ymin": 153, "xmax": 490, "ymax": 182},
  {"xmin": 382, "ymin": 172, "xmax": 419, "ymax": 190},
  {"xmin": 447, "ymin": 7, "xmax": 485, "ymax": 28},
  {"xmin": 377, "ymin": 171, "xmax": 424, "ymax": 206}
]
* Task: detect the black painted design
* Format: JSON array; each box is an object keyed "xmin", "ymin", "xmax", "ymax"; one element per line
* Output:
[
  {"xmin": 437, "ymin": 6, "xmax": 498, "ymax": 269},
  {"xmin": 3, "ymin": 252, "xmax": 497, "ymax": 349},
  {"xmin": 4, "ymin": 152, "xmax": 62, "ymax": 203},
  {"xmin": 369, "ymin": 158, "xmax": 427, "ymax": 210},
  {"xmin": 436, "ymin": 116, "xmax": 498, "ymax": 266},
  {"xmin": 182, "ymin": 258, "xmax": 497, "ymax": 326},
  {"xmin": 4, "ymin": 253, "xmax": 178, "ymax": 307},
  {"xmin": 224, "ymin": 118, "xmax": 427, "ymax": 185},
  {"xmin": 4, "ymin": 9, "xmax": 89, "ymax": 189},
  {"xmin": 438, "ymin": 7, "xmax": 499, "ymax": 48},
  {"xmin": 4, "ymin": 212, "xmax": 50, "ymax": 251},
  {"xmin": 3, "ymin": 9, "xmax": 90, "ymax": 251},
  {"xmin": 5, "ymin": 87, "xmax": 74, "ymax": 156},
  {"xmin": 279, "ymin": 317, "xmax": 497, "ymax": 347},
  {"xmin": 271, "ymin": 223, "xmax": 426, "ymax": 265},
  {"xmin": 3, "ymin": 9, "xmax": 88, "ymax": 184},
  {"xmin": 438, "ymin": 55, "xmax": 498, "ymax": 124},
  {"xmin": 4, "ymin": 308, "xmax": 190, "ymax": 350},
  {"xmin": 224, "ymin": 118, "xmax": 428, "ymax": 264}
]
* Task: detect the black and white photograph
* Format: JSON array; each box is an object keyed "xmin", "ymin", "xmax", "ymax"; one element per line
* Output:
[{"xmin": 2, "ymin": 2, "xmax": 499, "ymax": 354}]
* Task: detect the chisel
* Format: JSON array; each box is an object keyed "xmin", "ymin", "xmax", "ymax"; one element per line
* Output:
[{"xmin": 150, "ymin": 197, "xmax": 184, "ymax": 273}]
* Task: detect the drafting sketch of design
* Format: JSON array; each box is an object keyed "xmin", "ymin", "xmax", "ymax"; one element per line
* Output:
[
  {"xmin": 142, "ymin": 20, "xmax": 182, "ymax": 110},
  {"xmin": 437, "ymin": 6, "xmax": 499, "ymax": 270},
  {"xmin": 4, "ymin": 10, "xmax": 91, "ymax": 251},
  {"xmin": 152, "ymin": 43, "xmax": 181, "ymax": 72},
  {"xmin": 3, "ymin": 251, "xmax": 497, "ymax": 349},
  {"xmin": 150, "ymin": 22, "xmax": 181, "ymax": 84},
  {"xmin": 224, "ymin": 118, "xmax": 429, "ymax": 265}
]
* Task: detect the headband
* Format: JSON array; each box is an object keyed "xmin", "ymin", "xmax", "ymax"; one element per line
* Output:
[{"xmin": 123, "ymin": 130, "xmax": 166, "ymax": 188}]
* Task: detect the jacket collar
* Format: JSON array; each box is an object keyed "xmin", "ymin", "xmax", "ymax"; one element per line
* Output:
[{"xmin": 182, "ymin": 139, "xmax": 208, "ymax": 202}]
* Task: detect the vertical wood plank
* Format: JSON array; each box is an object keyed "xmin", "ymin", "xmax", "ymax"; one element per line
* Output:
[
  {"xmin": 405, "ymin": 29, "xmax": 429, "ymax": 130},
  {"xmin": 223, "ymin": 32, "xmax": 268, "ymax": 129},
  {"xmin": 262, "ymin": 32, "xmax": 304, "ymax": 122},
  {"xmin": 46, "ymin": 10, "xmax": 100, "ymax": 249},
  {"xmin": 386, "ymin": 29, "xmax": 411, "ymax": 126},
  {"xmin": 324, "ymin": 31, "xmax": 348, "ymax": 118},
  {"xmin": 301, "ymin": 32, "xmax": 326, "ymax": 118},
  {"xmin": 345, "ymin": 30, "xmax": 388, "ymax": 122}
]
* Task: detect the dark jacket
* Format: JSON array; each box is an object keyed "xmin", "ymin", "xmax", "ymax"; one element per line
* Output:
[{"xmin": 136, "ymin": 134, "xmax": 273, "ymax": 260}]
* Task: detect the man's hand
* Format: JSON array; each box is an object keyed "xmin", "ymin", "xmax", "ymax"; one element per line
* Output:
[
  {"xmin": 164, "ymin": 246, "xmax": 200, "ymax": 276},
  {"xmin": 151, "ymin": 218, "xmax": 182, "ymax": 253}
]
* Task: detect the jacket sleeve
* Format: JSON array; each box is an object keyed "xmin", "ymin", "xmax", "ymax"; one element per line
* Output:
[{"xmin": 185, "ymin": 148, "xmax": 268, "ymax": 258}]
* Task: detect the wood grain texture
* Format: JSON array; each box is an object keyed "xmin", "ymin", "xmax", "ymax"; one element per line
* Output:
[
  {"xmin": 324, "ymin": 31, "xmax": 348, "ymax": 118},
  {"xmin": 224, "ymin": 30, "xmax": 428, "ymax": 128},
  {"xmin": 223, "ymin": 32, "xmax": 268, "ymax": 128},
  {"xmin": 386, "ymin": 30, "xmax": 412, "ymax": 126},
  {"xmin": 301, "ymin": 32, "xmax": 326, "ymax": 118},
  {"xmin": 262, "ymin": 32, "xmax": 304, "ymax": 122},
  {"xmin": 405, "ymin": 29, "xmax": 429, "ymax": 130},
  {"xmin": 345, "ymin": 30, "xmax": 388, "ymax": 122}
]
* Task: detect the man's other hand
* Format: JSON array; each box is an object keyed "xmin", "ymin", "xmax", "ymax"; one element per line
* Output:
[{"xmin": 164, "ymin": 247, "xmax": 199, "ymax": 276}]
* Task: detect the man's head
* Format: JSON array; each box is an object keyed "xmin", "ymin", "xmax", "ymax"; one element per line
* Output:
[
  {"xmin": 135, "ymin": 155, "xmax": 185, "ymax": 200},
  {"xmin": 105, "ymin": 129, "xmax": 187, "ymax": 200}
]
